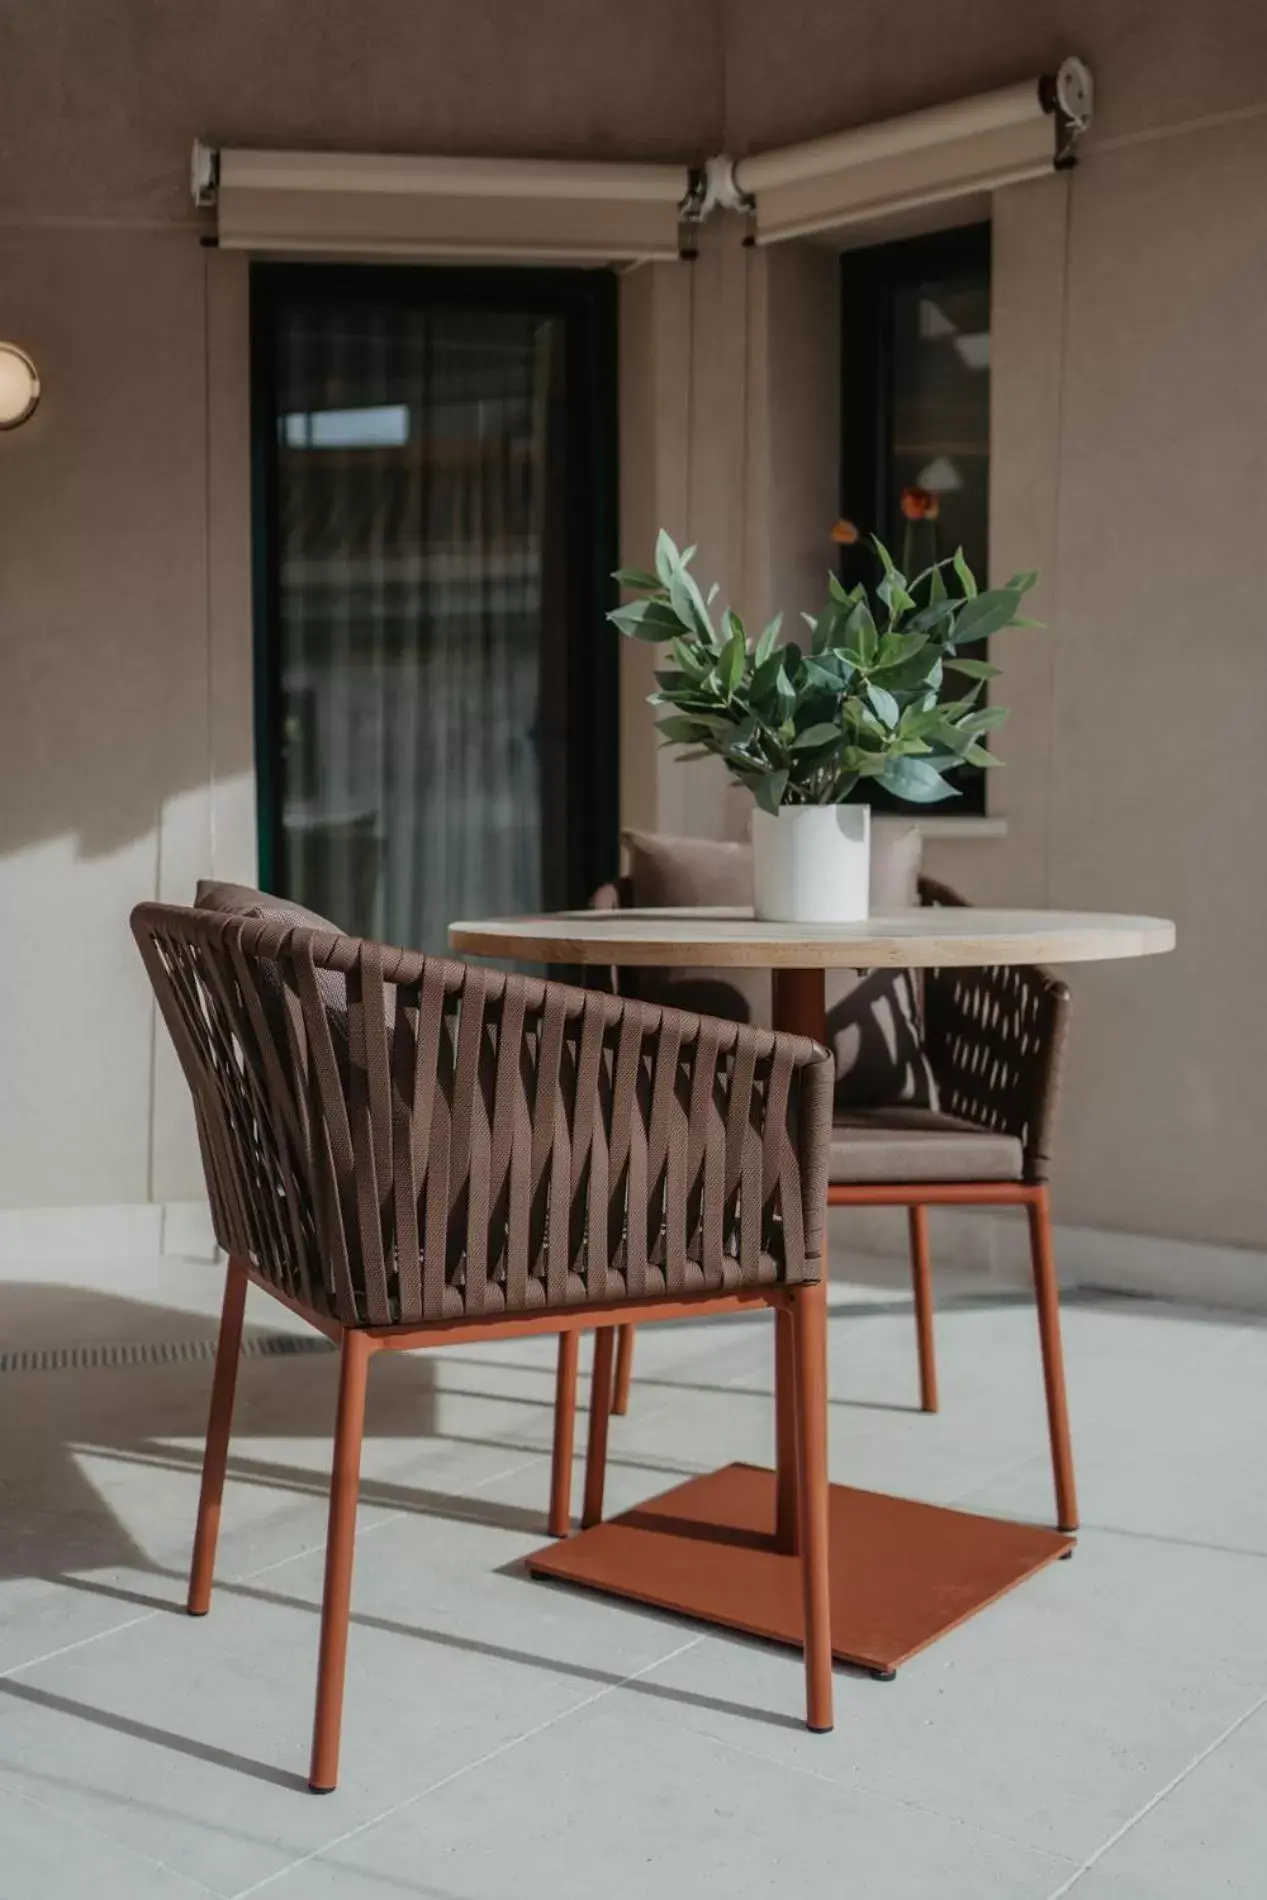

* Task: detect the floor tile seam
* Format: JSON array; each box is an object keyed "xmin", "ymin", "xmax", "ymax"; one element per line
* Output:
[
  {"xmin": 226, "ymin": 1634, "xmax": 707, "ymax": 1899},
  {"xmin": 0, "ymin": 1452, "xmax": 531, "ymax": 1681},
  {"xmin": 635, "ymin": 1706, "xmax": 1082, "ymax": 1867},
  {"xmin": 1041, "ymin": 1684, "xmax": 1267, "ymax": 1897},
  {"xmin": 4, "ymin": 1780, "xmax": 224, "ymax": 1898}
]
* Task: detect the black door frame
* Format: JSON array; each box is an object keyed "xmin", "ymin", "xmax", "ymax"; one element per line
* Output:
[{"xmin": 249, "ymin": 260, "xmax": 620, "ymax": 912}]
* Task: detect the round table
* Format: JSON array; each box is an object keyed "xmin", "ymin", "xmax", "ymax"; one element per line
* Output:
[
  {"xmin": 448, "ymin": 904, "xmax": 1176, "ymax": 1674},
  {"xmin": 451, "ymin": 905, "xmax": 1174, "ymax": 1042}
]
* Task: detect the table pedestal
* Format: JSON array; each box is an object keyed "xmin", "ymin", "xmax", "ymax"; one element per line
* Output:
[
  {"xmin": 528, "ymin": 959, "xmax": 1074, "ymax": 1675},
  {"xmin": 526, "ymin": 1463, "xmax": 1072, "ymax": 1675}
]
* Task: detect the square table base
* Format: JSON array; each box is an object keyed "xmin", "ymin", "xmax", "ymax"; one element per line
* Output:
[{"xmin": 525, "ymin": 1463, "xmax": 1074, "ymax": 1674}]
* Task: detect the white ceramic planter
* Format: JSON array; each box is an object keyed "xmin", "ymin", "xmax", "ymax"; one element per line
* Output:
[{"xmin": 751, "ymin": 803, "xmax": 871, "ymax": 923}]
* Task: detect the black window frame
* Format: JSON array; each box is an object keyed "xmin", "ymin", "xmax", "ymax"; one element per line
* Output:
[
  {"xmin": 839, "ymin": 221, "xmax": 992, "ymax": 816},
  {"xmin": 249, "ymin": 260, "xmax": 621, "ymax": 913}
]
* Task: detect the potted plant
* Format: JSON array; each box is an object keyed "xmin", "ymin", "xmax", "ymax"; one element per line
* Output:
[{"xmin": 610, "ymin": 530, "xmax": 1036, "ymax": 923}]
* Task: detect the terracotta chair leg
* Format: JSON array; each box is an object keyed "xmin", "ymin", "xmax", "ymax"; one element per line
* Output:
[
  {"xmin": 549, "ymin": 1331, "xmax": 580, "ymax": 1536},
  {"xmin": 309, "ymin": 1330, "xmax": 372, "ymax": 1794},
  {"xmin": 774, "ymin": 1306, "xmax": 800, "ymax": 1554},
  {"xmin": 582, "ymin": 1327, "xmax": 616, "ymax": 1529},
  {"xmin": 187, "ymin": 1256, "xmax": 249, "ymax": 1616},
  {"xmin": 1027, "ymin": 1187, "xmax": 1079, "ymax": 1533},
  {"xmin": 791, "ymin": 1280, "xmax": 834, "ymax": 1732},
  {"xmin": 908, "ymin": 1205, "xmax": 939, "ymax": 1414},
  {"xmin": 611, "ymin": 1324, "xmax": 635, "ymax": 1416}
]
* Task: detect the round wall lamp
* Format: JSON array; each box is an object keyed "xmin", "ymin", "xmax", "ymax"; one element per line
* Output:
[{"xmin": 0, "ymin": 342, "xmax": 41, "ymax": 430}]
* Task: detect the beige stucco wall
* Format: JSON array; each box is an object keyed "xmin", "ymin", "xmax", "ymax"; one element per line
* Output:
[
  {"xmin": 2, "ymin": 0, "xmax": 1265, "ymax": 1256},
  {"xmin": 0, "ymin": 0, "xmax": 719, "ymax": 1207}
]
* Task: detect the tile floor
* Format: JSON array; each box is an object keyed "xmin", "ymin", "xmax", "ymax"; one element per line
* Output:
[{"xmin": 1, "ymin": 1240, "xmax": 1264, "ymax": 1897}]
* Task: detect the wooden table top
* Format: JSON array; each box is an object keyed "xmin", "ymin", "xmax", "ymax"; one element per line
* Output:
[{"xmin": 449, "ymin": 906, "xmax": 1176, "ymax": 970}]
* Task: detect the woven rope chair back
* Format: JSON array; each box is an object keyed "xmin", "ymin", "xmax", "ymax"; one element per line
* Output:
[{"xmin": 132, "ymin": 905, "xmax": 832, "ymax": 1329}]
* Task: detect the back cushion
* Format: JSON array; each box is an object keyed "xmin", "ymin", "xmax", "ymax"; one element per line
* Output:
[
  {"xmin": 194, "ymin": 880, "xmax": 344, "ymax": 936},
  {"xmin": 193, "ymin": 880, "xmax": 350, "ymax": 1023},
  {"xmin": 621, "ymin": 827, "xmax": 938, "ymax": 1112}
]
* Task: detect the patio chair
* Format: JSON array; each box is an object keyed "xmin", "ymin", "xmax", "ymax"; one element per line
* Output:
[
  {"xmin": 589, "ymin": 872, "xmax": 1078, "ymax": 1536},
  {"xmin": 132, "ymin": 902, "xmax": 836, "ymax": 1791}
]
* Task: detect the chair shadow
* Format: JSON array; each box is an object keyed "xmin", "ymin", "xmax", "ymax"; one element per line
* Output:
[
  {"xmin": 8, "ymin": 1273, "xmax": 1174, "ymax": 1787},
  {"xmin": 0, "ymin": 1675, "xmax": 308, "ymax": 1790},
  {"xmin": 50, "ymin": 1569, "xmax": 809, "ymax": 1734}
]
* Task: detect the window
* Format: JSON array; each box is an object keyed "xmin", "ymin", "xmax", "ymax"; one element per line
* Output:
[
  {"xmin": 839, "ymin": 223, "xmax": 991, "ymax": 813},
  {"xmin": 251, "ymin": 264, "xmax": 619, "ymax": 951}
]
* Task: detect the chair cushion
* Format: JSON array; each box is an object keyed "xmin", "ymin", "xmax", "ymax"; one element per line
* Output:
[
  {"xmin": 193, "ymin": 881, "xmax": 349, "ymax": 1022},
  {"xmin": 621, "ymin": 827, "xmax": 939, "ymax": 1112},
  {"xmin": 194, "ymin": 880, "xmax": 343, "ymax": 936},
  {"xmin": 830, "ymin": 1109, "xmax": 1023, "ymax": 1185}
]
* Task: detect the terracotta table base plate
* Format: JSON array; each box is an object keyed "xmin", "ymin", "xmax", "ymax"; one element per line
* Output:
[{"xmin": 526, "ymin": 1462, "xmax": 1074, "ymax": 1674}]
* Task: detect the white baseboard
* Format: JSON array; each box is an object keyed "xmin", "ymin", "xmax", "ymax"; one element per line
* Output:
[
  {"xmin": 827, "ymin": 1203, "xmax": 1267, "ymax": 1311},
  {"xmin": 0, "ymin": 1201, "xmax": 219, "ymax": 1265},
  {"xmin": 0, "ymin": 1200, "xmax": 1261, "ymax": 1313}
]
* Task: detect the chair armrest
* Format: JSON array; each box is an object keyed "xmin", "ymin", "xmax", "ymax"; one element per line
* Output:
[
  {"xmin": 922, "ymin": 961, "xmax": 1070, "ymax": 1183},
  {"xmin": 362, "ymin": 960, "xmax": 835, "ymax": 1320}
]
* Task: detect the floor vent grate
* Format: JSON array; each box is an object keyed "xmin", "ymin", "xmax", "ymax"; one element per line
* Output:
[{"xmin": 0, "ymin": 1333, "xmax": 335, "ymax": 1375}]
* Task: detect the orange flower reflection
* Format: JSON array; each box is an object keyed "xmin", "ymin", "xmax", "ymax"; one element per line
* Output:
[
  {"xmin": 830, "ymin": 518, "xmax": 860, "ymax": 545},
  {"xmin": 900, "ymin": 486, "xmax": 940, "ymax": 522}
]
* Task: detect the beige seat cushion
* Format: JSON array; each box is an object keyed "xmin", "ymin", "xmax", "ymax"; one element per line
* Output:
[
  {"xmin": 621, "ymin": 826, "xmax": 938, "ymax": 1112},
  {"xmin": 830, "ymin": 1109, "xmax": 1023, "ymax": 1185}
]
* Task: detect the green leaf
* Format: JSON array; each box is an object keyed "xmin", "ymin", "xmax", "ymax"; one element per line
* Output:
[
  {"xmin": 752, "ymin": 770, "xmax": 789, "ymax": 815},
  {"xmin": 721, "ymin": 714, "xmax": 760, "ymax": 757},
  {"xmin": 609, "ymin": 598, "xmax": 687, "ymax": 642},
  {"xmin": 655, "ymin": 714, "xmax": 714, "ymax": 745},
  {"xmin": 706, "ymin": 582, "xmax": 720, "ymax": 605},
  {"xmin": 792, "ymin": 722, "xmax": 843, "ymax": 750},
  {"xmin": 866, "ymin": 682, "xmax": 900, "ymax": 727},
  {"xmin": 949, "ymin": 587, "xmax": 1026, "ymax": 646},
  {"xmin": 803, "ymin": 653, "xmax": 853, "ymax": 692},
  {"xmin": 720, "ymin": 620, "xmax": 747, "ymax": 694},
  {"xmin": 962, "ymin": 743, "xmax": 1002, "ymax": 768},
  {"xmin": 902, "ymin": 596, "xmax": 959, "ymax": 638},
  {"xmin": 722, "ymin": 607, "xmax": 747, "ymax": 650},
  {"xmin": 952, "ymin": 548, "xmax": 978, "ymax": 598},
  {"xmin": 872, "ymin": 537, "xmax": 903, "ymax": 583},
  {"xmin": 669, "ymin": 563, "xmax": 716, "ymax": 644},
  {"xmin": 877, "ymin": 571, "xmax": 916, "ymax": 620},
  {"xmin": 754, "ymin": 612, "xmax": 783, "ymax": 666},
  {"xmin": 944, "ymin": 657, "xmax": 1001, "ymax": 680},
  {"xmin": 654, "ymin": 529, "xmax": 682, "ymax": 587},
  {"xmin": 872, "ymin": 629, "xmax": 930, "ymax": 672},
  {"xmin": 879, "ymin": 757, "xmax": 961, "ymax": 804},
  {"xmin": 1005, "ymin": 570, "xmax": 1038, "ymax": 593},
  {"xmin": 612, "ymin": 566, "xmax": 662, "ymax": 591},
  {"xmin": 961, "ymin": 704, "xmax": 1010, "ymax": 735},
  {"xmin": 808, "ymin": 603, "xmax": 845, "ymax": 655},
  {"xmin": 670, "ymin": 637, "xmax": 711, "ymax": 681},
  {"xmin": 843, "ymin": 601, "xmax": 878, "ymax": 666}
]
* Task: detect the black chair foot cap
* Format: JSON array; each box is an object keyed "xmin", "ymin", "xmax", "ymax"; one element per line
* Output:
[
  {"xmin": 808, "ymin": 1722, "xmax": 835, "ymax": 1734},
  {"xmin": 870, "ymin": 1667, "xmax": 898, "ymax": 1682},
  {"xmin": 308, "ymin": 1783, "xmax": 336, "ymax": 1795},
  {"xmin": 1058, "ymin": 1548, "xmax": 1075, "ymax": 1560},
  {"xmin": 186, "ymin": 1608, "xmax": 208, "ymax": 1618}
]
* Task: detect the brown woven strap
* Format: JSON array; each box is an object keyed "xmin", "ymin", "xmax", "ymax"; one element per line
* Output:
[
  {"xmin": 918, "ymin": 876, "xmax": 1071, "ymax": 1182},
  {"xmin": 132, "ymin": 904, "xmax": 834, "ymax": 1328}
]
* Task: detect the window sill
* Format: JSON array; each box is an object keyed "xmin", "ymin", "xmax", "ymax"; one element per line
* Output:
[{"xmin": 910, "ymin": 815, "xmax": 1007, "ymax": 841}]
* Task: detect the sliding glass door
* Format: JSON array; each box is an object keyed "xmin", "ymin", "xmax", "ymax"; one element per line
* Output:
[{"xmin": 251, "ymin": 264, "xmax": 618, "ymax": 954}]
